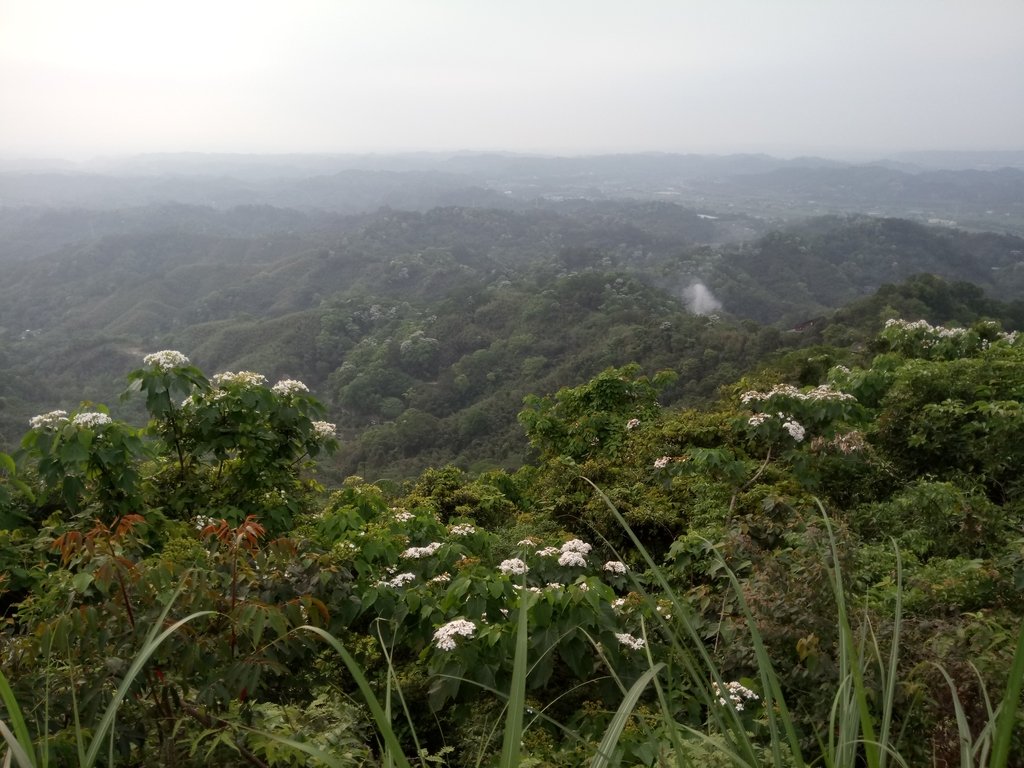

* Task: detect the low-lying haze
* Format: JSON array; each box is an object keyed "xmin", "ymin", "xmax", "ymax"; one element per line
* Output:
[{"xmin": 1, "ymin": 1, "xmax": 1023, "ymax": 160}]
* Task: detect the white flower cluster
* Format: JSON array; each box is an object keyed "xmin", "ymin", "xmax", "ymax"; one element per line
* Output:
[
  {"xmin": 603, "ymin": 560, "xmax": 628, "ymax": 575},
  {"xmin": 143, "ymin": 350, "xmax": 190, "ymax": 371},
  {"xmin": 194, "ymin": 515, "xmax": 218, "ymax": 531},
  {"xmin": 615, "ymin": 632, "xmax": 646, "ymax": 651},
  {"xmin": 611, "ymin": 598, "xmax": 627, "ymax": 611},
  {"xmin": 433, "ymin": 618, "xmax": 476, "ymax": 651},
  {"xmin": 272, "ymin": 379, "xmax": 309, "ymax": 396},
  {"xmin": 712, "ymin": 681, "xmax": 760, "ymax": 711},
  {"xmin": 517, "ymin": 537, "xmax": 538, "ymax": 546},
  {"xmin": 558, "ymin": 539, "xmax": 591, "ymax": 567},
  {"xmin": 376, "ymin": 572, "xmax": 417, "ymax": 589},
  {"xmin": 449, "ymin": 523, "xmax": 476, "ymax": 536},
  {"xmin": 429, "ymin": 572, "xmax": 451, "ymax": 584},
  {"xmin": 747, "ymin": 412, "xmax": 771, "ymax": 427},
  {"xmin": 312, "ymin": 421, "xmax": 336, "ymax": 439},
  {"xmin": 72, "ymin": 412, "xmax": 112, "ymax": 429},
  {"xmin": 626, "ymin": 418, "xmax": 641, "ymax": 430},
  {"xmin": 498, "ymin": 558, "xmax": 529, "ymax": 575},
  {"xmin": 212, "ymin": 371, "xmax": 267, "ymax": 387},
  {"xmin": 29, "ymin": 410, "xmax": 68, "ymax": 430},
  {"xmin": 782, "ymin": 418, "xmax": 805, "ymax": 442},
  {"xmin": 559, "ymin": 551, "xmax": 587, "ymax": 567},
  {"xmin": 562, "ymin": 539, "xmax": 592, "ymax": 555},
  {"xmin": 741, "ymin": 383, "xmax": 855, "ymax": 405},
  {"xmin": 884, "ymin": 318, "xmax": 1019, "ymax": 351},
  {"xmin": 536, "ymin": 546, "xmax": 560, "ymax": 557},
  {"xmin": 653, "ymin": 456, "xmax": 672, "ymax": 469},
  {"xmin": 392, "ymin": 510, "xmax": 415, "ymax": 523},
  {"xmin": 401, "ymin": 542, "xmax": 443, "ymax": 559}
]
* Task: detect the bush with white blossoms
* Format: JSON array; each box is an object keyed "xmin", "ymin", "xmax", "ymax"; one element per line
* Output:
[{"xmin": 433, "ymin": 618, "xmax": 477, "ymax": 651}]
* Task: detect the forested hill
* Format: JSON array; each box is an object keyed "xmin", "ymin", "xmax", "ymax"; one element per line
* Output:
[{"xmin": 3, "ymin": 189, "xmax": 1024, "ymax": 481}]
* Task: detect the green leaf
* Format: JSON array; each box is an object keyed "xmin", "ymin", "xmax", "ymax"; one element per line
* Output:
[{"xmin": 72, "ymin": 572, "xmax": 94, "ymax": 594}]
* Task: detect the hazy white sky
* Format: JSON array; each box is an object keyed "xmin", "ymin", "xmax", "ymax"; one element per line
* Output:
[{"xmin": 2, "ymin": 0, "xmax": 1022, "ymax": 159}]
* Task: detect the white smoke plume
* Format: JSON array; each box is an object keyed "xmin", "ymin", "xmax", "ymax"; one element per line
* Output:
[{"xmin": 682, "ymin": 281, "xmax": 722, "ymax": 315}]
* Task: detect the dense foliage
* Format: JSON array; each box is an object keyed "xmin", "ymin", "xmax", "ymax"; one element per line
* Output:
[{"xmin": 1, "ymin": 314, "xmax": 1021, "ymax": 766}]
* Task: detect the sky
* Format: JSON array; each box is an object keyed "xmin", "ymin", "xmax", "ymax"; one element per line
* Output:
[{"xmin": 2, "ymin": 0, "xmax": 1023, "ymax": 160}]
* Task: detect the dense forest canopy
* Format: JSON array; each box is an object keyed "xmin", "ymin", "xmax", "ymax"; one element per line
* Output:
[{"xmin": 1, "ymin": 152, "xmax": 1023, "ymax": 766}]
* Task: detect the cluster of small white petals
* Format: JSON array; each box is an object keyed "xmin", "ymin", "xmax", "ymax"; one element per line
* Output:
[
  {"xmin": 615, "ymin": 633, "xmax": 646, "ymax": 651},
  {"xmin": 558, "ymin": 551, "xmax": 587, "ymax": 568},
  {"xmin": 712, "ymin": 681, "xmax": 760, "ymax": 711},
  {"xmin": 433, "ymin": 618, "xmax": 476, "ymax": 651},
  {"xmin": 536, "ymin": 546, "xmax": 560, "ymax": 558},
  {"xmin": 29, "ymin": 410, "xmax": 68, "ymax": 430},
  {"xmin": 577, "ymin": 582, "xmax": 590, "ymax": 592},
  {"xmin": 626, "ymin": 418, "xmax": 641, "ymax": 430},
  {"xmin": 498, "ymin": 558, "xmax": 529, "ymax": 575},
  {"xmin": 272, "ymin": 379, "xmax": 309, "ymax": 396},
  {"xmin": 517, "ymin": 537, "xmax": 538, "ymax": 546},
  {"xmin": 312, "ymin": 421, "xmax": 336, "ymax": 439},
  {"xmin": 449, "ymin": 523, "xmax": 476, "ymax": 536},
  {"xmin": 194, "ymin": 515, "xmax": 218, "ymax": 531},
  {"xmin": 546, "ymin": 582, "xmax": 564, "ymax": 590},
  {"xmin": 603, "ymin": 561, "xmax": 628, "ymax": 575},
  {"xmin": 143, "ymin": 350, "xmax": 190, "ymax": 371},
  {"xmin": 783, "ymin": 419, "xmax": 806, "ymax": 442},
  {"xmin": 561, "ymin": 539, "xmax": 592, "ymax": 555},
  {"xmin": 401, "ymin": 542, "xmax": 443, "ymax": 559},
  {"xmin": 653, "ymin": 456, "xmax": 672, "ymax": 469},
  {"xmin": 376, "ymin": 572, "xmax": 416, "ymax": 589},
  {"xmin": 392, "ymin": 510, "xmax": 415, "ymax": 523},
  {"xmin": 748, "ymin": 413, "xmax": 771, "ymax": 427},
  {"xmin": 212, "ymin": 371, "xmax": 266, "ymax": 387},
  {"xmin": 72, "ymin": 412, "xmax": 112, "ymax": 428},
  {"xmin": 742, "ymin": 383, "xmax": 854, "ymax": 404},
  {"xmin": 429, "ymin": 572, "xmax": 451, "ymax": 584},
  {"xmin": 611, "ymin": 598, "xmax": 627, "ymax": 611}
]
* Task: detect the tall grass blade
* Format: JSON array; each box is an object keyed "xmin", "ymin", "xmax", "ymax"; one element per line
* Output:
[
  {"xmin": 582, "ymin": 479, "xmax": 773, "ymax": 768},
  {"xmin": 877, "ymin": 543, "xmax": 902, "ymax": 768},
  {"xmin": 0, "ymin": 720, "xmax": 34, "ymax": 768},
  {"xmin": 990, "ymin": 622, "xmax": 1024, "ymax": 768},
  {"xmin": 499, "ymin": 584, "xmax": 530, "ymax": 768},
  {"xmin": 83, "ymin": 608, "xmax": 214, "ymax": 768},
  {"xmin": 299, "ymin": 625, "xmax": 413, "ymax": 768},
  {"xmin": 0, "ymin": 670, "xmax": 35, "ymax": 767},
  {"xmin": 821, "ymin": 507, "xmax": 879, "ymax": 768},
  {"xmin": 589, "ymin": 662, "xmax": 664, "ymax": 768}
]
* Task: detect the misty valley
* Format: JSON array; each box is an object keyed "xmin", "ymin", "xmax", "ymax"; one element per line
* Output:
[{"xmin": 1, "ymin": 152, "xmax": 1023, "ymax": 766}]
